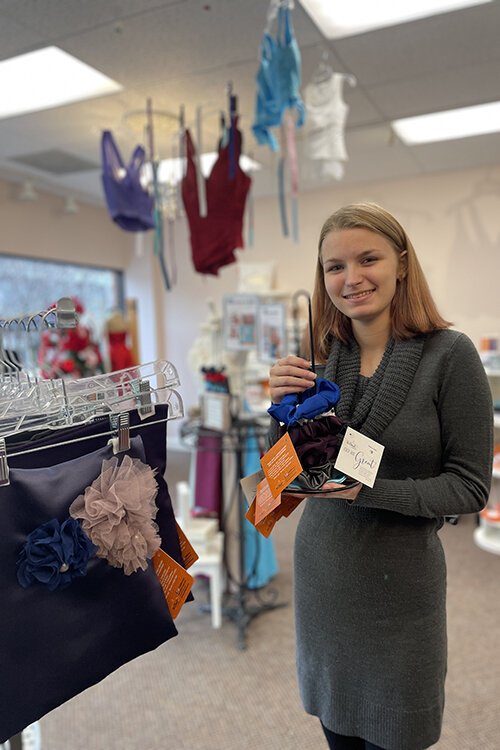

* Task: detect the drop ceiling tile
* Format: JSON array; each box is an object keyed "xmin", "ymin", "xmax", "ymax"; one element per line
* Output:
[
  {"xmin": 60, "ymin": 0, "xmax": 322, "ymax": 89},
  {"xmin": 368, "ymin": 59, "xmax": 500, "ymax": 120},
  {"xmin": 340, "ymin": 124, "xmax": 424, "ymax": 185},
  {"xmin": 10, "ymin": 149, "xmax": 99, "ymax": 175},
  {"xmin": 411, "ymin": 131, "xmax": 500, "ymax": 173},
  {"xmin": 331, "ymin": 3, "xmax": 500, "ymax": 87},
  {"xmin": 0, "ymin": 13, "xmax": 44, "ymax": 59},
  {"xmin": 0, "ymin": 0, "xmax": 184, "ymax": 39}
]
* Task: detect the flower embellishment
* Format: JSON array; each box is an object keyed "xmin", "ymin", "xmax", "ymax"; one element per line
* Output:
[
  {"xmin": 69, "ymin": 455, "xmax": 161, "ymax": 575},
  {"xmin": 17, "ymin": 517, "xmax": 97, "ymax": 592}
]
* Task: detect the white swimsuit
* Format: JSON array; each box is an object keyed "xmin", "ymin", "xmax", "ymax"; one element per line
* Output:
[{"xmin": 304, "ymin": 72, "xmax": 349, "ymax": 180}]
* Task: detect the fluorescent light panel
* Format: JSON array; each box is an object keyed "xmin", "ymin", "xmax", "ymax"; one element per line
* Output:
[
  {"xmin": 299, "ymin": 0, "xmax": 492, "ymax": 38},
  {"xmin": 143, "ymin": 152, "xmax": 261, "ymax": 185},
  {"xmin": 392, "ymin": 100, "xmax": 500, "ymax": 144},
  {"xmin": 0, "ymin": 46, "xmax": 122, "ymax": 119}
]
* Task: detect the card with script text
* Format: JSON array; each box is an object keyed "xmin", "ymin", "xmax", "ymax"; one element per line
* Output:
[{"xmin": 334, "ymin": 428, "xmax": 384, "ymax": 488}]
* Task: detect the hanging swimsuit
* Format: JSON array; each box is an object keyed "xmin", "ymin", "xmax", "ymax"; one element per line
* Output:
[
  {"xmin": 181, "ymin": 120, "xmax": 252, "ymax": 276},
  {"xmin": 101, "ymin": 130, "xmax": 155, "ymax": 232},
  {"xmin": 252, "ymin": 4, "xmax": 305, "ymax": 151},
  {"xmin": 304, "ymin": 72, "xmax": 349, "ymax": 180}
]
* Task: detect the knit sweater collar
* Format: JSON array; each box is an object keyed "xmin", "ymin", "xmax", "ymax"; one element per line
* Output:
[{"xmin": 324, "ymin": 334, "xmax": 425, "ymax": 440}]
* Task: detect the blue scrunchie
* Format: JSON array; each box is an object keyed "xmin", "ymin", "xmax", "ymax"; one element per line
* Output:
[{"xmin": 268, "ymin": 377, "xmax": 341, "ymax": 426}]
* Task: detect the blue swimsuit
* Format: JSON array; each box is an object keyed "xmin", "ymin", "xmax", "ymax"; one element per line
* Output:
[{"xmin": 252, "ymin": 5, "xmax": 305, "ymax": 151}]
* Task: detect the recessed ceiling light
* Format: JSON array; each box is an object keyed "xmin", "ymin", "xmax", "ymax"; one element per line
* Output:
[
  {"xmin": 299, "ymin": 0, "xmax": 492, "ymax": 39},
  {"xmin": 392, "ymin": 100, "xmax": 500, "ymax": 144},
  {"xmin": 0, "ymin": 46, "xmax": 122, "ymax": 120}
]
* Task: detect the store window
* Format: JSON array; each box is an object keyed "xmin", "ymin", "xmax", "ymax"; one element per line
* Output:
[
  {"xmin": 0, "ymin": 254, "xmax": 124, "ymax": 374},
  {"xmin": 0, "ymin": 254, "xmax": 123, "ymax": 331}
]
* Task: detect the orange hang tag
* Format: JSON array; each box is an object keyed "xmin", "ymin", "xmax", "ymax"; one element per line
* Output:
[
  {"xmin": 175, "ymin": 522, "xmax": 199, "ymax": 570},
  {"xmin": 254, "ymin": 476, "xmax": 282, "ymax": 526},
  {"xmin": 260, "ymin": 432, "xmax": 303, "ymax": 499},
  {"xmin": 245, "ymin": 498, "xmax": 282, "ymax": 538},
  {"xmin": 152, "ymin": 548, "xmax": 194, "ymax": 619},
  {"xmin": 279, "ymin": 493, "xmax": 305, "ymax": 517}
]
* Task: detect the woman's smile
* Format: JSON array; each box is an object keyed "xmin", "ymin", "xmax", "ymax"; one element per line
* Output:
[{"xmin": 342, "ymin": 288, "xmax": 375, "ymax": 301}]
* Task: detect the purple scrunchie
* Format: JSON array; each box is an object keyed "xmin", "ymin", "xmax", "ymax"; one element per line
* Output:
[{"xmin": 288, "ymin": 415, "xmax": 345, "ymax": 468}]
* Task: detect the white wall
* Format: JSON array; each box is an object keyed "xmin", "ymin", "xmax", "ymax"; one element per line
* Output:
[{"xmin": 0, "ymin": 180, "xmax": 134, "ymax": 268}]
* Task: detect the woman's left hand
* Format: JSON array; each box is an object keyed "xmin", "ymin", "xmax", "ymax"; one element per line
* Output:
[{"xmin": 313, "ymin": 482, "xmax": 363, "ymax": 502}]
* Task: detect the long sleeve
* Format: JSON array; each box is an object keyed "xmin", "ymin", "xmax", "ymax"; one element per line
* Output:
[{"xmin": 356, "ymin": 333, "xmax": 493, "ymax": 518}]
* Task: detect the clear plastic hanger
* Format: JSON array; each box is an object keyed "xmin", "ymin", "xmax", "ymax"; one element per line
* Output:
[
  {"xmin": 265, "ymin": 0, "xmax": 294, "ymax": 35},
  {"xmin": 0, "ymin": 301, "xmax": 184, "ymax": 485},
  {"xmin": 0, "ymin": 360, "xmax": 182, "ymax": 435},
  {"xmin": 311, "ymin": 51, "xmax": 357, "ymax": 88}
]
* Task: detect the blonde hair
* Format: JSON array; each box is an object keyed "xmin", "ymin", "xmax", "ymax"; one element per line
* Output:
[{"xmin": 306, "ymin": 202, "xmax": 451, "ymax": 362}]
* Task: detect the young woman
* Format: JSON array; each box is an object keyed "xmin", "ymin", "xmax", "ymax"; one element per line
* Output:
[{"xmin": 269, "ymin": 203, "xmax": 493, "ymax": 750}]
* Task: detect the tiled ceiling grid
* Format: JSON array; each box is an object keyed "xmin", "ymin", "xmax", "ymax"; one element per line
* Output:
[{"xmin": 0, "ymin": 0, "xmax": 500, "ymax": 201}]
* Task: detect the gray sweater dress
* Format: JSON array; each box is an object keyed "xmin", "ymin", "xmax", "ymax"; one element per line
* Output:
[{"xmin": 272, "ymin": 330, "xmax": 493, "ymax": 750}]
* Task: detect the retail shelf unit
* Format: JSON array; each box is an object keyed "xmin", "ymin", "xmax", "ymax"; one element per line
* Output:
[{"xmin": 475, "ymin": 368, "xmax": 500, "ymax": 555}]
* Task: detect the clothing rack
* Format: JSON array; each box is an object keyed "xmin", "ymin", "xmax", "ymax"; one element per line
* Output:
[
  {"xmin": 0, "ymin": 359, "xmax": 183, "ymax": 486},
  {"xmin": 0, "ymin": 305, "xmax": 184, "ymax": 749},
  {"xmin": 181, "ymin": 413, "xmax": 285, "ymax": 650}
]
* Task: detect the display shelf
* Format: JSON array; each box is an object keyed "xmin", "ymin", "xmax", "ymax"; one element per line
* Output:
[
  {"xmin": 484, "ymin": 368, "xmax": 500, "ymax": 377},
  {"xmin": 474, "ymin": 526, "xmax": 500, "ymax": 555},
  {"xmin": 494, "ymin": 413, "xmax": 500, "ymax": 429}
]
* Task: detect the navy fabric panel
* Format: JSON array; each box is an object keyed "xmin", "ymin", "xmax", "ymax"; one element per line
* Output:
[
  {"xmin": 5, "ymin": 406, "xmax": 185, "ymax": 569},
  {"xmin": 0, "ymin": 435, "xmax": 178, "ymax": 742}
]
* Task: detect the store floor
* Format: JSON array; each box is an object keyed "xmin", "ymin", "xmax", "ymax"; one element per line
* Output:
[{"xmin": 38, "ymin": 463, "xmax": 499, "ymax": 749}]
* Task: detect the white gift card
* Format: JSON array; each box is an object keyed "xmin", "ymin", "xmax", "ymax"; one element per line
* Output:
[{"xmin": 334, "ymin": 428, "xmax": 384, "ymax": 488}]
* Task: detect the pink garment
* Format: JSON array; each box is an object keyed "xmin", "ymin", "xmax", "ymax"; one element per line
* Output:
[{"xmin": 69, "ymin": 455, "xmax": 160, "ymax": 575}]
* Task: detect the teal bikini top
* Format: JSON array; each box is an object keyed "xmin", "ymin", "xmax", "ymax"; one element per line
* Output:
[{"xmin": 252, "ymin": 5, "xmax": 305, "ymax": 151}]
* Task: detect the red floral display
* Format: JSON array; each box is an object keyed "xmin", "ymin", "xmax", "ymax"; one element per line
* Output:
[{"xmin": 38, "ymin": 298, "xmax": 104, "ymax": 380}]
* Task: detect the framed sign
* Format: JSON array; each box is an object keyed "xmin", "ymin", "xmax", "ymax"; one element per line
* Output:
[
  {"xmin": 201, "ymin": 392, "xmax": 231, "ymax": 432},
  {"xmin": 223, "ymin": 294, "xmax": 259, "ymax": 351},
  {"xmin": 257, "ymin": 302, "xmax": 286, "ymax": 363}
]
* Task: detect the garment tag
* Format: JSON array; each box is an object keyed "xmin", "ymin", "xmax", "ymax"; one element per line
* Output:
[
  {"xmin": 245, "ymin": 497, "xmax": 282, "ymax": 538},
  {"xmin": 254, "ymin": 476, "xmax": 282, "ymax": 525},
  {"xmin": 152, "ymin": 548, "xmax": 194, "ymax": 619},
  {"xmin": 334, "ymin": 428, "xmax": 384, "ymax": 488},
  {"xmin": 240, "ymin": 468, "xmax": 266, "ymax": 506},
  {"xmin": 175, "ymin": 522, "xmax": 199, "ymax": 570},
  {"xmin": 279, "ymin": 493, "xmax": 305, "ymax": 517},
  {"xmin": 260, "ymin": 432, "xmax": 303, "ymax": 499}
]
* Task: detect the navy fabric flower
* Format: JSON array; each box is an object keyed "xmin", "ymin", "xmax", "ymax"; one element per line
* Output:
[{"xmin": 17, "ymin": 517, "xmax": 97, "ymax": 592}]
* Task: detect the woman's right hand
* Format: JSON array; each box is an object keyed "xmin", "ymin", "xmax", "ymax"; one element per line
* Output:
[{"xmin": 269, "ymin": 355, "xmax": 317, "ymax": 404}]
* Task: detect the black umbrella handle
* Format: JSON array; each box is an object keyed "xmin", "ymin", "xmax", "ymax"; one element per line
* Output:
[{"xmin": 292, "ymin": 289, "xmax": 316, "ymax": 377}]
